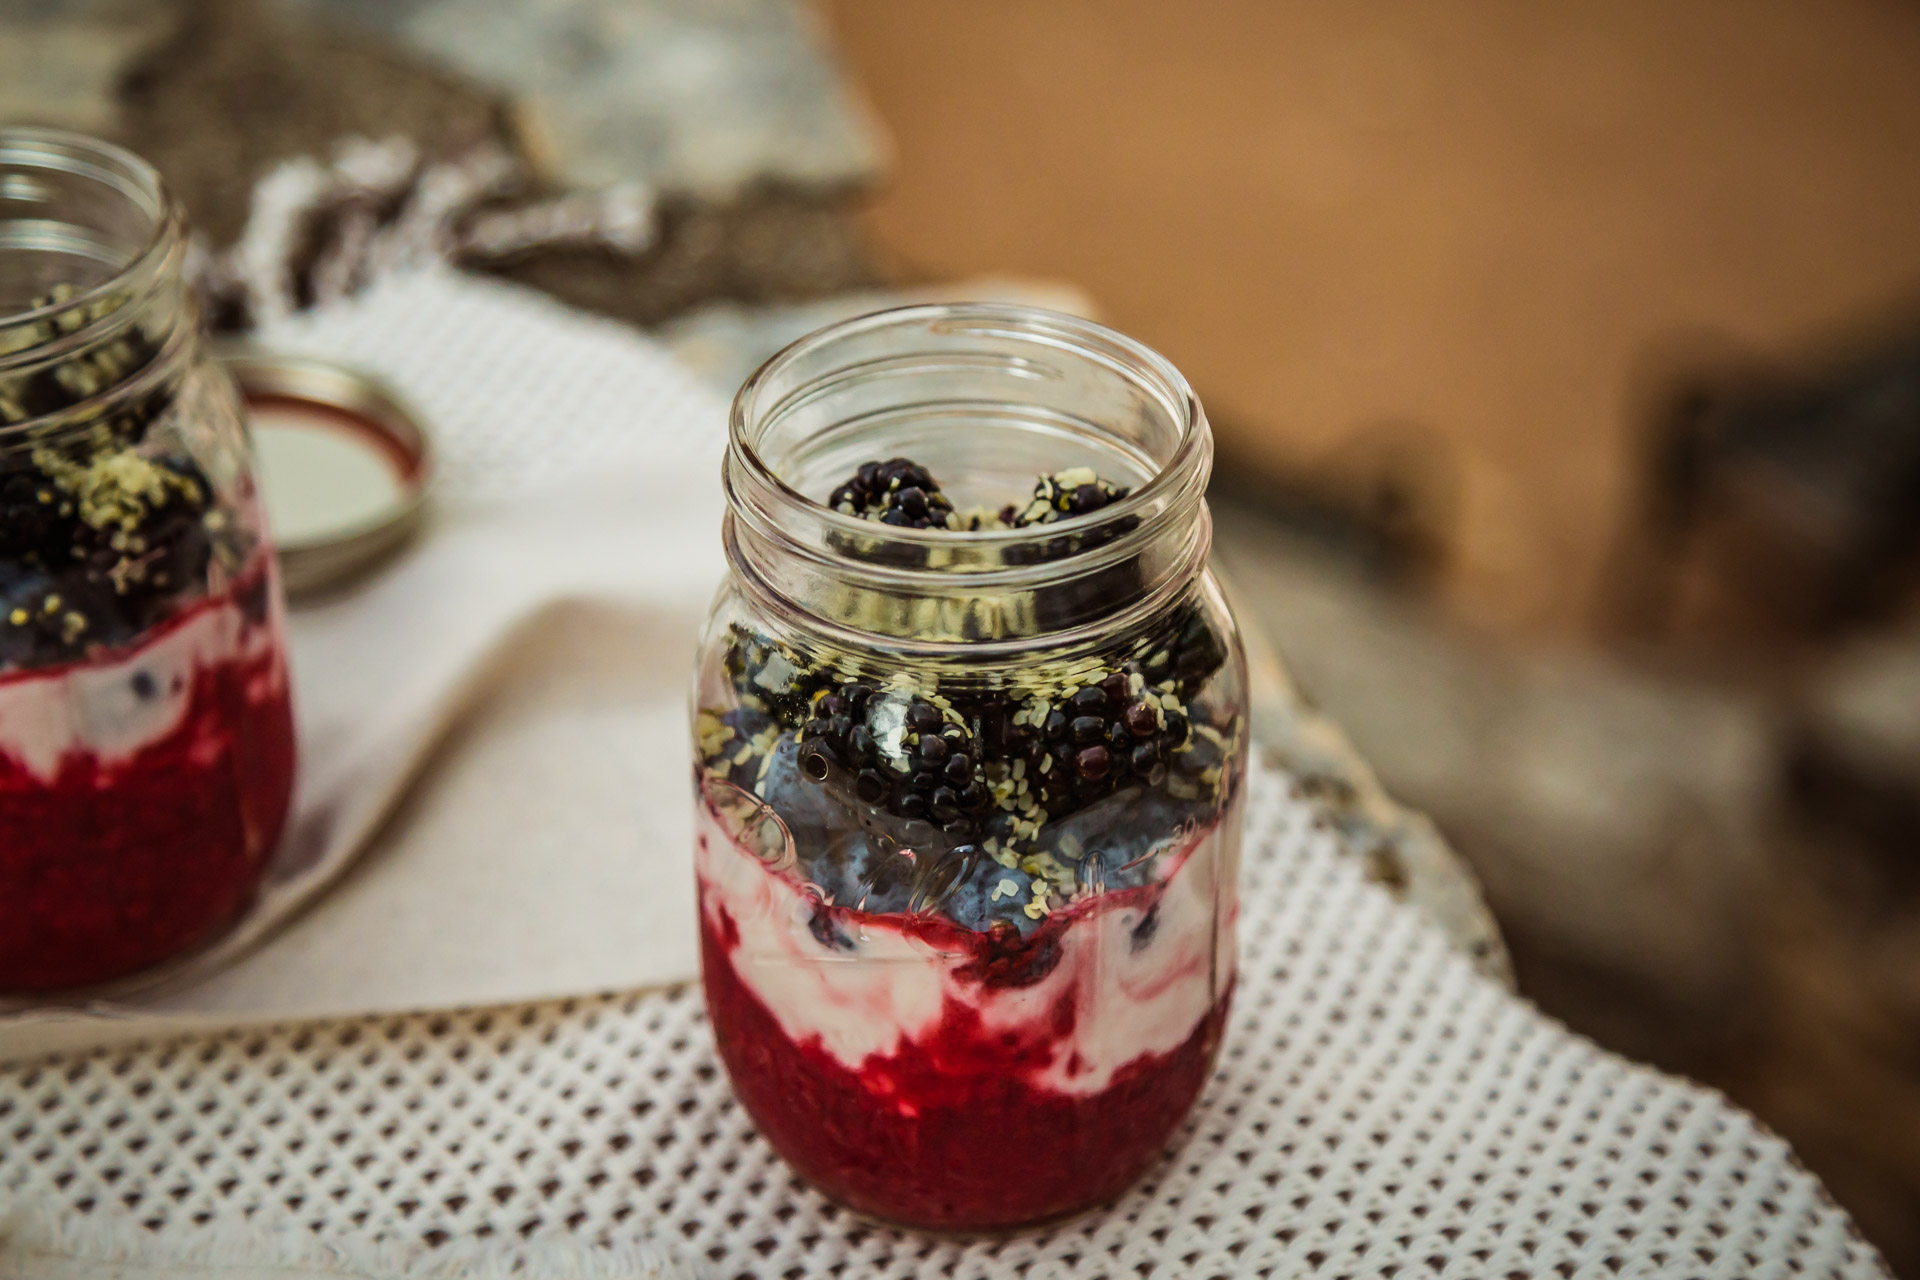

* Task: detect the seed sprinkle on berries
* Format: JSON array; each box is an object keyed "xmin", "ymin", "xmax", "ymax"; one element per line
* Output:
[{"xmin": 698, "ymin": 455, "xmax": 1239, "ymax": 931}]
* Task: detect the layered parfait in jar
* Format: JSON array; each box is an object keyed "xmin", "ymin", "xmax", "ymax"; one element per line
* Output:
[
  {"xmin": 692, "ymin": 306, "xmax": 1247, "ymax": 1231},
  {"xmin": 0, "ymin": 129, "xmax": 295, "ymax": 992}
]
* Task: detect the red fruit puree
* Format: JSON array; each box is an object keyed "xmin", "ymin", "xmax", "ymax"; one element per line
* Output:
[
  {"xmin": 697, "ymin": 809, "xmax": 1235, "ymax": 1231},
  {"xmin": 0, "ymin": 563, "xmax": 295, "ymax": 991}
]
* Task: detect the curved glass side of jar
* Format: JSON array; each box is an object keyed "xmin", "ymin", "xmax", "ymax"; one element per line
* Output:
[
  {"xmin": 691, "ymin": 304, "xmax": 1248, "ymax": 1231},
  {"xmin": 0, "ymin": 129, "xmax": 295, "ymax": 992}
]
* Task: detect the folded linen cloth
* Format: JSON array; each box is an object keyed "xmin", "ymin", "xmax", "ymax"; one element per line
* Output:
[{"xmin": 0, "ymin": 267, "xmax": 731, "ymax": 1062}]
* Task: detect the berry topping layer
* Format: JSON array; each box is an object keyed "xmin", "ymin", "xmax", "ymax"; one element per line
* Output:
[{"xmin": 2, "ymin": 286, "xmax": 229, "ymax": 671}]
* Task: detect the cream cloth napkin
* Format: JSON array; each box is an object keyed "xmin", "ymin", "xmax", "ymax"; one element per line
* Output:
[{"xmin": 0, "ymin": 267, "xmax": 730, "ymax": 1062}]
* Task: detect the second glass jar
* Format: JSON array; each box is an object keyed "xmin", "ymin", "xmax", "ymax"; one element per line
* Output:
[
  {"xmin": 691, "ymin": 305, "xmax": 1248, "ymax": 1230},
  {"xmin": 0, "ymin": 129, "xmax": 296, "ymax": 992}
]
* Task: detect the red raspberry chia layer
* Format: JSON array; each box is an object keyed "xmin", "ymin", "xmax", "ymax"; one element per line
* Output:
[
  {"xmin": 696, "ymin": 792, "xmax": 1239, "ymax": 1229},
  {"xmin": 0, "ymin": 556, "xmax": 295, "ymax": 991}
]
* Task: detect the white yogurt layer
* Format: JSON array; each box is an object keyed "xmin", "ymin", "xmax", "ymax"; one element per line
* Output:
[
  {"xmin": 0, "ymin": 583, "xmax": 287, "ymax": 784},
  {"xmin": 697, "ymin": 792, "xmax": 1241, "ymax": 1096}
]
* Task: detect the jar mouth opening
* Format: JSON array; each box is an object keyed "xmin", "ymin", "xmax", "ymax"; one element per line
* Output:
[
  {"xmin": 0, "ymin": 128, "xmax": 180, "ymax": 371},
  {"xmin": 729, "ymin": 303, "xmax": 1206, "ymax": 556}
]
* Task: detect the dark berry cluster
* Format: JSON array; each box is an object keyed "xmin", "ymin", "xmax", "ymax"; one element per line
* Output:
[
  {"xmin": 720, "ymin": 626, "xmax": 828, "ymax": 726},
  {"xmin": 706, "ymin": 603, "xmax": 1236, "ymax": 932},
  {"xmin": 1133, "ymin": 603, "xmax": 1230, "ymax": 694},
  {"xmin": 1006, "ymin": 672, "xmax": 1185, "ymax": 795},
  {"xmin": 0, "ymin": 287, "xmax": 221, "ymax": 670},
  {"xmin": 755, "ymin": 600, "xmax": 1227, "ymax": 835},
  {"xmin": 0, "ymin": 451, "xmax": 217, "ymax": 669},
  {"xmin": 1002, "ymin": 468, "xmax": 1132, "ymax": 527},
  {"xmin": 829, "ymin": 458, "xmax": 958, "ymax": 529},
  {"xmin": 798, "ymin": 686, "xmax": 995, "ymax": 835}
]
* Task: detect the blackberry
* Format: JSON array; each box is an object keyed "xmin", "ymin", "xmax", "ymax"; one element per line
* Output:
[
  {"xmin": 721, "ymin": 625, "xmax": 829, "ymax": 727},
  {"xmin": 1127, "ymin": 601, "xmax": 1228, "ymax": 698},
  {"xmin": 1004, "ymin": 467, "xmax": 1132, "ymax": 528},
  {"xmin": 0, "ymin": 285, "xmax": 239, "ymax": 671},
  {"xmin": 827, "ymin": 457, "xmax": 959, "ymax": 530},
  {"xmin": 797, "ymin": 686, "xmax": 994, "ymax": 837},
  {"xmin": 0, "ymin": 441, "xmax": 219, "ymax": 666}
]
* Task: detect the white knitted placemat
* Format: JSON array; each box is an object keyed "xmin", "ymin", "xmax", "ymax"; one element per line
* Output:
[{"xmin": 0, "ymin": 764, "xmax": 1886, "ymax": 1279}]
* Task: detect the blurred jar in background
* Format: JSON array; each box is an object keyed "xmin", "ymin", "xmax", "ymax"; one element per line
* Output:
[{"xmin": 0, "ymin": 128, "xmax": 296, "ymax": 992}]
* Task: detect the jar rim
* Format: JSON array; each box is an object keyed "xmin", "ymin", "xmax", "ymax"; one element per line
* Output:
[
  {"xmin": 729, "ymin": 302, "xmax": 1207, "ymax": 552},
  {"xmin": 722, "ymin": 302, "xmax": 1217, "ymax": 651},
  {"xmin": 0, "ymin": 127, "xmax": 183, "ymax": 379}
]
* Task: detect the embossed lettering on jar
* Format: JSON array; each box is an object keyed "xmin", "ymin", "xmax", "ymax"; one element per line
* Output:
[
  {"xmin": 690, "ymin": 305, "xmax": 1248, "ymax": 1231},
  {"xmin": 0, "ymin": 129, "xmax": 296, "ymax": 992}
]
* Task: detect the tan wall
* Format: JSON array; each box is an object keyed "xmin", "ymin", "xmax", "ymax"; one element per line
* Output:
[{"xmin": 818, "ymin": 0, "xmax": 1920, "ymax": 636}]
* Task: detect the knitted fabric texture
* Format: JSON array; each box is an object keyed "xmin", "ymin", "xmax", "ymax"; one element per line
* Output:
[{"xmin": 0, "ymin": 765, "xmax": 1886, "ymax": 1279}]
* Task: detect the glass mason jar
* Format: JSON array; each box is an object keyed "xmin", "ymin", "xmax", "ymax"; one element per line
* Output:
[
  {"xmin": 690, "ymin": 305, "xmax": 1248, "ymax": 1231},
  {"xmin": 0, "ymin": 129, "xmax": 296, "ymax": 992}
]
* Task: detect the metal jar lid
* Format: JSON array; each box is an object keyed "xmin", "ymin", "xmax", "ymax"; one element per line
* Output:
[{"xmin": 220, "ymin": 350, "xmax": 434, "ymax": 597}]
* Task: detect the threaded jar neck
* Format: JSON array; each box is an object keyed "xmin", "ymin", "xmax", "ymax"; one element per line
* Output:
[
  {"xmin": 0, "ymin": 128, "xmax": 191, "ymax": 452},
  {"xmin": 725, "ymin": 304, "xmax": 1214, "ymax": 660}
]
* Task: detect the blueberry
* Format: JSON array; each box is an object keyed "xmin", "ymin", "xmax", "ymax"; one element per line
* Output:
[
  {"xmin": 942, "ymin": 754, "xmax": 974, "ymax": 785},
  {"xmin": 1162, "ymin": 710, "xmax": 1190, "ymax": 746},
  {"xmin": 1124, "ymin": 702, "xmax": 1159, "ymax": 736},
  {"xmin": 1044, "ymin": 710, "xmax": 1069, "ymax": 741},
  {"xmin": 918, "ymin": 734, "xmax": 951, "ymax": 765},
  {"xmin": 1069, "ymin": 686, "xmax": 1111, "ymax": 715},
  {"xmin": 942, "ymin": 863, "xmax": 1037, "ymax": 934},
  {"xmin": 1070, "ymin": 715, "xmax": 1105, "ymax": 745},
  {"xmin": 1074, "ymin": 745, "xmax": 1111, "ymax": 781},
  {"xmin": 907, "ymin": 702, "xmax": 943, "ymax": 733}
]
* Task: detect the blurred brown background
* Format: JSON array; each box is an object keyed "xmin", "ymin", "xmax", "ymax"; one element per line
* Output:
[{"xmin": 821, "ymin": 0, "xmax": 1920, "ymax": 637}]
